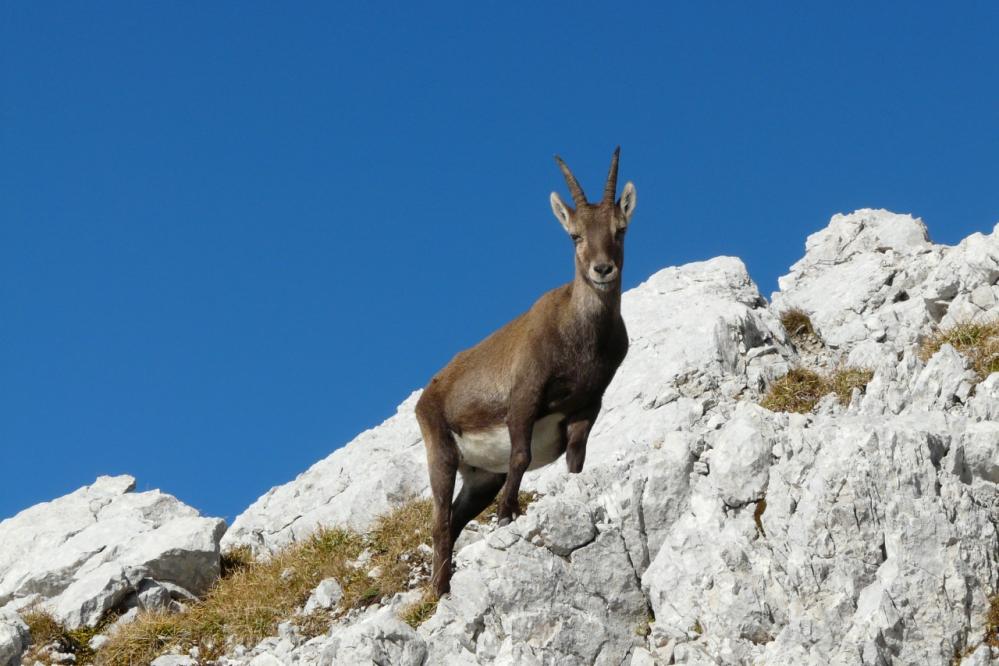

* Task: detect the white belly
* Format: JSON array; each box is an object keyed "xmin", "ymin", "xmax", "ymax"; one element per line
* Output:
[{"xmin": 453, "ymin": 413, "xmax": 566, "ymax": 474}]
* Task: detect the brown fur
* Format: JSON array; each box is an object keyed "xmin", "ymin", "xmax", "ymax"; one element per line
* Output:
[{"xmin": 415, "ymin": 149, "xmax": 636, "ymax": 597}]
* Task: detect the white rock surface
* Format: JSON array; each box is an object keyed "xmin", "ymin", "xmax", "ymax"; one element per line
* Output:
[
  {"xmin": 0, "ymin": 611, "xmax": 29, "ymax": 666},
  {"xmin": 303, "ymin": 578, "xmax": 343, "ymax": 613},
  {"xmin": 319, "ymin": 607, "xmax": 427, "ymax": 666},
  {"xmin": 0, "ymin": 475, "xmax": 225, "ymax": 631},
  {"xmin": 707, "ymin": 409, "xmax": 772, "ymax": 507},
  {"xmin": 149, "ymin": 655, "xmax": 197, "ymax": 666}
]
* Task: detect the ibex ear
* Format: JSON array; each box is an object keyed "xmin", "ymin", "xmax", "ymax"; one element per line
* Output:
[
  {"xmin": 618, "ymin": 181, "xmax": 637, "ymax": 224},
  {"xmin": 550, "ymin": 192, "xmax": 574, "ymax": 233}
]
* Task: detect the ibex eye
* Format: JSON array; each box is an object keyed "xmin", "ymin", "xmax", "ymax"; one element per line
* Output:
[{"xmin": 571, "ymin": 234, "xmax": 582, "ymax": 243}]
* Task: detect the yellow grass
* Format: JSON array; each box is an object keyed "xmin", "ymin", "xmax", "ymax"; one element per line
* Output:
[
  {"xmin": 102, "ymin": 499, "xmax": 438, "ymax": 664},
  {"xmin": 99, "ymin": 525, "xmax": 365, "ymax": 664},
  {"xmin": 398, "ymin": 587, "xmax": 438, "ymax": 629},
  {"xmin": 920, "ymin": 319, "xmax": 999, "ymax": 382},
  {"xmin": 779, "ymin": 307, "xmax": 816, "ymax": 339},
  {"xmin": 21, "ymin": 609, "xmax": 114, "ymax": 666},
  {"xmin": 760, "ymin": 366, "xmax": 873, "ymax": 413}
]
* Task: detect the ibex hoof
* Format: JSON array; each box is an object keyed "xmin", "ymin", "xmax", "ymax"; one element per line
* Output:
[{"xmin": 498, "ymin": 517, "xmax": 511, "ymax": 527}]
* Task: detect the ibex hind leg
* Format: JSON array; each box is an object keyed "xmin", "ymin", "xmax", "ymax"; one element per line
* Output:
[
  {"xmin": 451, "ymin": 465, "xmax": 506, "ymax": 541},
  {"xmin": 415, "ymin": 404, "xmax": 459, "ymax": 598}
]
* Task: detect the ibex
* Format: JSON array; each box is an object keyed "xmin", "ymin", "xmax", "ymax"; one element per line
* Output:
[{"xmin": 415, "ymin": 148, "xmax": 636, "ymax": 597}]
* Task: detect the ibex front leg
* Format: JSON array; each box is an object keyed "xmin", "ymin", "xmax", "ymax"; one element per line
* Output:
[
  {"xmin": 565, "ymin": 403, "xmax": 600, "ymax": 474},
  {"xmin": 497, "ymin": 397, "xmax": 538, "ymax": 526}
]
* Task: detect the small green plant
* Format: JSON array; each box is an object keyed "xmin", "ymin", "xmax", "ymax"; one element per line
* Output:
[
  {"xmin": 920, "ymin": 319, "xmax": 999, "ymax": 382},
  {"xmin": 779, "ymin": 307, "xmax": 816, "ymax": 339},
  {"xmin": 760, "ymin": 366, "xmax": 873, "ymax": 413},
  {"xmin": 634, "ymin": 610, "xmax": 654, "ymax": 637}
]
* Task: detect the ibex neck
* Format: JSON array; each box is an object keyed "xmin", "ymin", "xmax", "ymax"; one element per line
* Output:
[{"xmin": 569, "ymin": 272, "xmax": 621, "ymax": 321}]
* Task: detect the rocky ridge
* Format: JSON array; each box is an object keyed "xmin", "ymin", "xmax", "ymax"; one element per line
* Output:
[
  {"xmin": 3, "ymin": 209, "xmax": 999, "ymax": 665},
  {"xmin": 0, "ymin": 476, "xmax": 226, "ymax": 663}
]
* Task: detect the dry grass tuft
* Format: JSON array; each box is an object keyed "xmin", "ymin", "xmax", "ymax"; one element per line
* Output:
[
  {"xmin": 986, "ymin": 594, "xmax": 999, "ymax": 648},
  {"xmin": 827, "ymin": 367, "xmax": 875, "ymax": 406},
  {"xmin": 96, "ymin": 611, "xmax": 194, "ymax": 666},
  {"xmin": 760, "ymin": 366, "xmax": 873, "ymax": 413},
  {"xmin": 919, "ymin": 319, "xmax": 999, "ymax": 382},
  {"xmin": 21, "ymin": 608, "xmax": 114, "ymax": 665},
  {"xmin": 99, "ymin": 498, "xmax": 444, "ymax": 665},
  {"xmin": 101, "ymin": 525, "xmax": 365, "ymax": 664},
  {"xmin": 398, "ymin": 587, "xmax": 438, "ymax": 629},
  {"xmin": 475, "ymin": 490, "xmax": 539, "ymax": 524},
  {"xmin": 779, "ymin": 307, "xmax": 816, "ymax": 339},
  {"xmin": 760, "ymin": 367, "xmax": 827, "ymax": 413},
  {"xmin": 219, "ymin": 545, "xmax": 254, "ymax": 579},
  {"xmin": 339, "ymin": 498, "xmax": 434, "ymax": 610},
  {"xmin": 22, "ymin": 609, "xmax": 65, "ymax": 647}
]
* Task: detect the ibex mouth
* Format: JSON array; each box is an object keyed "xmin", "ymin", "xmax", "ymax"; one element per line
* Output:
[{"xmin": 590, "ymin": 279, "xmax": 616, "ymax": 292}]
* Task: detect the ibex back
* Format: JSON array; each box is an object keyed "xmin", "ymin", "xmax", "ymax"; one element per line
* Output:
[{"xmin": 415, "ymin": 148, "xmax": 637, "ymax": 597}]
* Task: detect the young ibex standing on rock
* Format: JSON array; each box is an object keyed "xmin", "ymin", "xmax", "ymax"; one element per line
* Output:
[{"xmin": 416, "ymin": 148, "xmax": 636, "ymax": 596}]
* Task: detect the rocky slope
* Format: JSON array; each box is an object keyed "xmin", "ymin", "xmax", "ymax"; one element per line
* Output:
[
  {"xmin": 0, "ymin": 476, "xmax": 226, "ymax": 665},
  {"xmin": 3, "ymin": 209, "xmax": 998, "ymax": 665}
]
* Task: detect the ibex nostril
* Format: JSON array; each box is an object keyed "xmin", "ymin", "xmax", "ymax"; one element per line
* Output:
[{"xmin": 594, "ymin": 263, "xmax": 614, "ymax": 277}]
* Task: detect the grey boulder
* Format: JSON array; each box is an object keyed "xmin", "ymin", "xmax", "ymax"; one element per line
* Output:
[{"xmin": 0, "ymin": 475, "xmax": 225, "ymax": 629}]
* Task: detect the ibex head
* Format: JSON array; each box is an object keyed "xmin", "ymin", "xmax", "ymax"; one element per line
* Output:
[{"xmin": 549, "ymin": 147, "xmax": 637, "ymax": 292}]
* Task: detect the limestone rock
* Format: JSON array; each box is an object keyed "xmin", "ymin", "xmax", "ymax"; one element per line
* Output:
[
  {"xmin": 149, "ymin": 655, "xmax": 197, "ymax": 666},
  {"xmin": 707, "ymin": 409, "xmax": 772, "ymax": 506},
  {"xmin": 422, "ymin": 522, "xmax": 648, "ymax": 665},
  {"xmin": 318, "ymin": 607, "xmax": 426, "ymax": 666},
  {"xmin": 0, "ymin": 476, "xmax": 225, "ymax": 629},
  {"xmin": 0, "ymin": 611, "xmax": 29, "ymax": 666},
  {"xmin": 304, "ymin": 578, "xmax": 343, "ymax": 613},
  {"xmin": 909, "ymin": 343, "xmax": 978, "ymax": 410}
]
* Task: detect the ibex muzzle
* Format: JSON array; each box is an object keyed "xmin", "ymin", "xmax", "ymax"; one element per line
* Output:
[{"xmin": 416, "ymin": 148, "xmax": 637, "ymax": 597}]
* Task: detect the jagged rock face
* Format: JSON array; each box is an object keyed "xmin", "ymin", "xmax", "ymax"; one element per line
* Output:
[
  {"xmin": 221, "ymin": 209, "xmax": 999, "ymax": 665},
  {"xmin": 0, "ymin": 475, "xmax": 226, "ymax": 630},
  {"xmin": 0, "ymin": 611, "xmax": 30, "ymax": 666},
  {"xmin": 772, "ymin": 208, "xmax": 999, "ymax": 368}
]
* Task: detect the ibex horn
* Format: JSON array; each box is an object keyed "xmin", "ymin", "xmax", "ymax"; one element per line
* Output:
[
  {"xmin": 603, "ymin": 146, "xmax": 620, "ymax": 204},
  {"xmin": 554, "ymin": 155, "xmax": 587, "ymax": 208}
]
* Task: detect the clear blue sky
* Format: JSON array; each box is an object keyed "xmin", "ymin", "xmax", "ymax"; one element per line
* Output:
[{"xmin": 2, "ymin": 4, "xmax": 997, "ymax": 522}]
